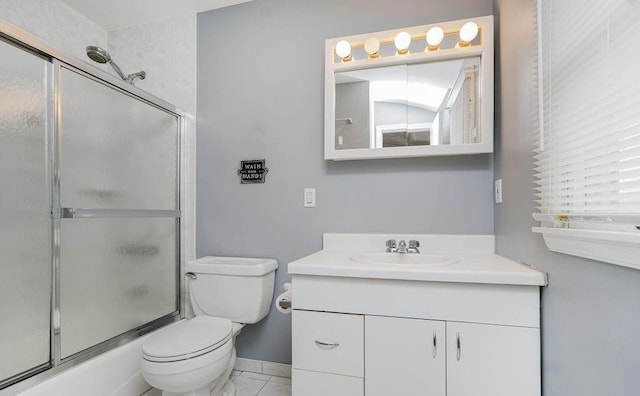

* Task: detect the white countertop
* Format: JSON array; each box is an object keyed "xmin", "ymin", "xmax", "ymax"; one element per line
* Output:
[{"xmin": 287, "ymin": 234, "xmax": 546, "ymax": 286}]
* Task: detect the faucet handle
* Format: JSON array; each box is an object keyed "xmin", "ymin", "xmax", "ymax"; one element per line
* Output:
[
  {"xmin": 408, "ymin": 240, "xmax": 420, "ymax": 253},
  {"xmin": 385, "ymin": 239, "xmax": 397, "ymax": 252}
]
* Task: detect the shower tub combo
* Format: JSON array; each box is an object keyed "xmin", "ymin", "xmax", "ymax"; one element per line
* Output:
[{"xmin": 0, "ymin": 19, "xmax": 191, "ymax": 395}]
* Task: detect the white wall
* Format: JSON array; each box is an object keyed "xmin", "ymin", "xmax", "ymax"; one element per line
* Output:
[
  {"xmin": 0, "ymin": 0, "xmax": 107, "ymax": 60},
  {"xmin": 0, "ymin": 0, "xmax": 196, "ymax": 115},
  {"xmin": 108, "ymin": 14, "xmax": 197, "ymax": 114}
]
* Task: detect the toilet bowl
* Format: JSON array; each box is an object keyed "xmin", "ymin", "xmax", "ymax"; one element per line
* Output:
[
  {"xmin": 142, "ymin": 317, "xmax": 234, "ymax": 396},
  {"xmin": 141, "ymin": 257, "xmax": 277, "ymax": 396}
]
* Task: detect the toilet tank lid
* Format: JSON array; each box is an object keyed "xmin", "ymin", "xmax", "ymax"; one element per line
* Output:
[{"xmin": 187, "ymin": 256, "xmax": 278, "ymax": 276}]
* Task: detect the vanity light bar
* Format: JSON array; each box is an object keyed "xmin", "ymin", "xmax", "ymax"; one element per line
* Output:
[{"xmin": 333, "ymin": 20, "xmax": 483, "ymax": 63}]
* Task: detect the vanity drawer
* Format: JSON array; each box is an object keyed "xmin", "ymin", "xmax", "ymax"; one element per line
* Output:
[
  {"xmin": 292, "ymin": 369, "xmax": 363, "ymax": 396},
  {"xmin": 292, "ymin": 310, "xmax": 364, "ymax": 377}
]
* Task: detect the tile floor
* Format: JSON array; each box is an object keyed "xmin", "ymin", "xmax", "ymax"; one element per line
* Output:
[{"xmin": 143, "ymin": 370, "xmax": 291, "ymax": 396}]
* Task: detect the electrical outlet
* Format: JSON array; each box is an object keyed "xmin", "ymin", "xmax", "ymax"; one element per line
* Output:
[{"xmin": 495, "ymin": 179, "xmax": 503, "ymax": 204}]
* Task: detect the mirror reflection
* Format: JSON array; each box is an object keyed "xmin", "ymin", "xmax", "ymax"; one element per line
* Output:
[{"xmin": 334, "ymin": 57, "xmax": 480, "ymax": 150}]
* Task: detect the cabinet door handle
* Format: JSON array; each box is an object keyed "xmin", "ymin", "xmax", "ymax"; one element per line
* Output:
[
  {"xmin": 456, "ymin": 332, "xmax": 461, "ymax": 361},
  {"xmin": 314, "ymin": 340, "xmax": 340, "ymax": 349},
  {"xmin": 432, "ymin": 331, "xmax": 437, "ymax": 358}
]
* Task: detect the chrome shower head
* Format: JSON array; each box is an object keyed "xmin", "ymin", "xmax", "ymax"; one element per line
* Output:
[
  {"xmin": 86, "ymin": 46, "xmax": 111, "ymax": 64},
  {"xmin": 85, "ymin": 45, "xmax": 146, "ymax": 85}
]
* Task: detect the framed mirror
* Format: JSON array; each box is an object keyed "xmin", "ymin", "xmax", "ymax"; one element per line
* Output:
[{"xmin": 324, "ymin": 16, "xmax": 493, "ymax": 160}]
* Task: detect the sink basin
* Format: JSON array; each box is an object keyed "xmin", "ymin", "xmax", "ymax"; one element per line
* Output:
[{"xmin": 351, "ymin": 253, "xmax": 458, "ymax": 266}]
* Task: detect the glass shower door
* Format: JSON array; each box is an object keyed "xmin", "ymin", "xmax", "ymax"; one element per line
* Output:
[
  {"xmin": 0, "ymin": 39, "xmax": 51, "ymax": 384},
  {"xmin": 57, "ymin": 66, "xmax": 179, "ymax": 358}
]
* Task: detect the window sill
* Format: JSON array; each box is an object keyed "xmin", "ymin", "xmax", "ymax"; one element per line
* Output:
[{"xmin": 532, "ymin": 227, "xmax": 640, "ymax": 270}]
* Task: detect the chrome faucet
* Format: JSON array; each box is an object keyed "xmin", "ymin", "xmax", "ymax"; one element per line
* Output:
[{"xmin": 385, "ymin": 239, "xmax": 420, "ymax": 254}]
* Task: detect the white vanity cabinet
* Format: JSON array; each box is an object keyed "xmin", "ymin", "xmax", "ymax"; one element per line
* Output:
[
  {"xmin": 288, "ymin": 234, "xmax": 545, "ymax": 396},
  {"xmin": 292, "ymin": 310, "xmax": 540, "ymax": 396},
  {"xmin": 289, "ymin": 277, "xmax": 542, "ymax": 396}
]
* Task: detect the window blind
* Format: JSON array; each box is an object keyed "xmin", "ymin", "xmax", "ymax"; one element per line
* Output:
[{"xmin": 534, "ymin": 0, "xmax": 640, "ymax": 232}]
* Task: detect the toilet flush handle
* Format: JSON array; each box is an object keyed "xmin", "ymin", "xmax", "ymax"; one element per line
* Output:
[{"xmin": 185, "ymin": 272, "xmax": 197, "ymax": 280}]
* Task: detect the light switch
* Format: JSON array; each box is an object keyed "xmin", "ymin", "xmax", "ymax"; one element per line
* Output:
[
  {"xmin": 304, "ymin": 188, "xmax": 316, "ymax": 208},
  {"xmin": 495, "ymin": 179, "xmax": 503, "ymax": 204}
]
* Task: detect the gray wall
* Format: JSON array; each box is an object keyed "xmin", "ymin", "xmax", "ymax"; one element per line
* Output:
[
  {"xmin": 493, "ymin": 0, "xmax": 640, "ymax": 395},
  {"xmin": 197, "ymin": 0, "xmax": 494, "ymax": 364}
]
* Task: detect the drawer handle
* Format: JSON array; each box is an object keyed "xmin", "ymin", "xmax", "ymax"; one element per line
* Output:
[
  {"xmin": 314, "ymin": 340, "xmax": 340, "ymax": 349},
  {"xmin": 432, "ymin": 331, "xmax": 437, "ymax": 358},
  {"xmin": 456, "ymin": 332, "xmax": 461, "ymax": 361}
]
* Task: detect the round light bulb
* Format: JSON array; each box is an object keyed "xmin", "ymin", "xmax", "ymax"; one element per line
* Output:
[
  {"xmin": 394, "ymin": 31, "xmax": 411, "ymax": 54},
  {"xmin": 426, "ymin": 27, "xmax": 444, "ymax": 50},
  {"xmin": 459, "ymin": 22, "xmax": 479, "ymax": 45},
  {"xmin": 335, "ymin": 40, "xmax": 352, "ymax": 61},
  {"xmin": 364, "ymin": 37, "xmax": 381, "ymax": 58}
]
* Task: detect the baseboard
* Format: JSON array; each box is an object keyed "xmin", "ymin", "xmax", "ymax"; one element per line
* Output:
[{"xmin": 234, "ymin": 358, "xmax": 292, "ymax": 378}]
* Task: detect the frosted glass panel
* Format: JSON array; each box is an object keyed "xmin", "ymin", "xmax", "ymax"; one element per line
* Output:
[
  {"xmin": 59, "ymin": 218, "xmax": 177, "ymax": 358},
  {"xmin": 0, "ymin": 39, "xmax": 51, "ymax": 382},
  {"xmin": 60, "ymin": 68, "xmax": 178, "ymax": 210}
]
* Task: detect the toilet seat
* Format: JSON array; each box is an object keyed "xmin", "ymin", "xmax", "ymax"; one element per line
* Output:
[
  {"xmin": 141, "ymin": 337, "xmax": 233, "ymax": 377},
  {"xmin": 143, "ymin": 316, "xmax": 233, "ymax": 363}
]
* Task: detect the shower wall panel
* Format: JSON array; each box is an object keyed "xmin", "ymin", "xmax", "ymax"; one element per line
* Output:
[
  {"xmin": 57, "ymin": 67, "xmax": 180, "ymax": 359},
  {"xmin": 59, "ymin": 218, "xmax": 177, "ymax": 358},
  {"xmin": 59, "ymin": 68, "xmax": 178, "ymax": 210},
  {"xmin": 0, "ymin": 39, "xmax": 51, "ymax": 383},
  {"xmin": 0, "ymin": 24, "xmax": 182, "ymax": 390}
]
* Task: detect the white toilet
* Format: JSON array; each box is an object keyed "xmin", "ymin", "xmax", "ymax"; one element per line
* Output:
[{"xmin": 141, "ymin": 256, "xmax": 278, "ymax": 396}]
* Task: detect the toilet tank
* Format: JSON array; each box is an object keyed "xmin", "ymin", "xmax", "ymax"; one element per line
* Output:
[{"xmin": 186, "ymin": 256, "xmax": 278, "ymax": 324}]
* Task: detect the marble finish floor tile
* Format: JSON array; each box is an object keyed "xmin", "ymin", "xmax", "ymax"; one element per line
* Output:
[
  {"xmin": 143, "ymin": 371, "xmax": 291, "ymax": 396},
  {"xmin": 267, "ymin": 376, "xmax": 291, "ymax": 385},
  {"xmin": 256, "ymin": 380, "xmax": 292, "ymax": 396}
]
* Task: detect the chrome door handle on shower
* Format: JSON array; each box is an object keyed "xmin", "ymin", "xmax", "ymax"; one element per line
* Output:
[
  {"xmin": 60, "ymin": 208, "xmax": 180, "ymax": 219},
  {"xmin": 314, "ymin": 340, "xmax": 340, "ymax": 349}
]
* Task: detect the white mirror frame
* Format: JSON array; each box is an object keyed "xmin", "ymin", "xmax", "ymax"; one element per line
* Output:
[{"xmin": 324, "ymin": 16, "xmax": 494, "ymax": 161}]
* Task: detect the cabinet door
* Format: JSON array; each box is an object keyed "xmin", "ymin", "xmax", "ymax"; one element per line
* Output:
[
  {"xmin": 447, "ymin": 322, "xmax": 541, "ymax": 396},
  {"xmin": 292, "ymin": 369, "xmax": 363, "ymax": 396},
  {"xmin": 365, "ymin": 316, "xmax": 446, "ymax": 396}
]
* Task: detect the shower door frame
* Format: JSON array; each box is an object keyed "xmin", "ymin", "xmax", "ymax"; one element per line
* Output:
[{"xmin": 0, "ymin": 20, "xmax": 185, "ymax": 394}]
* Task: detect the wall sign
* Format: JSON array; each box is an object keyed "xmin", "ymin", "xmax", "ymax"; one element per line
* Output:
[{"xmin": 237, "ymin": 159, "xmax": 269, "ymax": 184}]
